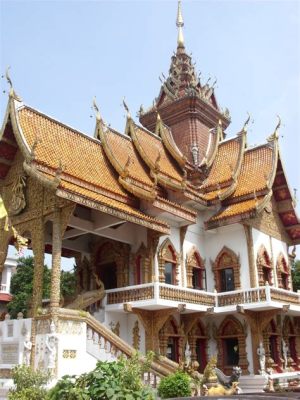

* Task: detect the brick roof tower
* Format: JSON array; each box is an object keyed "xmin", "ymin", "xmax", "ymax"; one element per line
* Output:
[{"xmin": 140, "ymin": 0, "xmax": 231, "ymax": 167}]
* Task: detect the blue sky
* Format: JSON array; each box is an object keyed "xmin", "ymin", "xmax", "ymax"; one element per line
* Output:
[{"xmin": 1, "ymin": 0, "xmax": 299, "ymax": 262}]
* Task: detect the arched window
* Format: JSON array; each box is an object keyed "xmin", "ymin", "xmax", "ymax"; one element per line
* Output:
[
  {"xmin": 276, "ymin": 253, "xmax": 290, "ymax": 290},
  {"xmin": 133, "ymin": 243, "xmax": 150, "ymax": 285},
  {"xmin": 158, "ymin": 239, "xmax": 179, "ymax": 285},
  {"xmin": 186, "ymin": 247, "xmax": 206, "ymax": 290},
  {"xmin": 216, "ymin": 316, "xmax": 249, "ymax": 375},
  {"xmin": 211, "ymin": 247, "xmax": 241, "ymax": 292},
  {"xmin": 257, "ymin": 246, "xmax": 273, "ymax": 286},
  {"xmin": 187, "ymin": 319, "xmax": 208, "ymax": 373},
  {"xmin": 159, "ymin": 316, "xmax": 183, "ymax": 363}
]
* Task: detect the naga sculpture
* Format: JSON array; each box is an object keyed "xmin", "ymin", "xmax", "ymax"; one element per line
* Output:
[{"xmin": 65, "ymin": 273, "xmax": 105, "ymax": 310}]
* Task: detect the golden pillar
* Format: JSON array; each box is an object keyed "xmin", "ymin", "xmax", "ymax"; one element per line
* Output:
[
  {"xmin": 30, "ymin": 218, "xmax": 45, "ymax": 317},
  {"xmin": 50, "ymin": 208, "xmax": 62, "ymax": 311}
]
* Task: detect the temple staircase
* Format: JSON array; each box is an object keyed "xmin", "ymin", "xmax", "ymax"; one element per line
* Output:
[{"xmin": 83, "ymin": 312, "xmax": 177, "ymax": 387}]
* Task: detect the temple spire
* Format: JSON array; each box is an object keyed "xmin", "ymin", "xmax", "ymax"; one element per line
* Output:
[{"xmin": 176, "ymin": 0, "xmax": 184, "ymax": 48}]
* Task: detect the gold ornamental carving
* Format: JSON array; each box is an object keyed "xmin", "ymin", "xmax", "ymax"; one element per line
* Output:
[
  {"xmin": 245, "ymin": 198, "xmax": 290, "ymax": 244},
  {"xmin": 9, "ymin": 173, "xmax": 27, "ymax": 216},
  {"xmin": 132, "ymin": 320, "xmax": 141, "ymax": 350},
  {"xmin": 158, "ymin": 238, "xmax": 180, "ymax": 284},
  {"xmin": 186, "ymin": 246, "xmax": 205, "ymax": 289},
  {"xmin": 215, "ymin": 315, "xmax": 249, "ymax": 375},
  {"xmin": 211, "ymin": 246, "xmax": 241, "ymax": 291}
]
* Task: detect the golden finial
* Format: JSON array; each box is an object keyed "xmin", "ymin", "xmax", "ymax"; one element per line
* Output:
[
  {"xmin": 5, "ymin": 66, "xmax": 22, "ymax": 102},
  {"xmin": 176, "ymin": 0, "xmax": 185, "ymax": 48},
  {"xmin": 122, "ymin": 97, "xmax": 131, "ymax": 119},
  {"xmin": 92, "ymin": 97, "xmax": 101, "ymax": 121}
]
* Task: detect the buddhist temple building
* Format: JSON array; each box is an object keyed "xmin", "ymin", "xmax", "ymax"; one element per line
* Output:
[{"xmin": 0, "ymin": 0, "xmax": 299, "ymax": 386}]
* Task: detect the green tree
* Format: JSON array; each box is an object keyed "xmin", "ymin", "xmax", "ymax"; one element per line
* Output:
[
  {"xmin": 292, "ymin": 259, "xmax": 300, "ymax": 291},
  {"xmin": 7, "ymin": 256, "xmax": 76, "ymax": 318}
]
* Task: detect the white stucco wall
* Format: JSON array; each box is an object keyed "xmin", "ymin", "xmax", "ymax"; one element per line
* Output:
[{"xmin": 204, "ymin": 224, "xmax": 249, "ymax": 291}]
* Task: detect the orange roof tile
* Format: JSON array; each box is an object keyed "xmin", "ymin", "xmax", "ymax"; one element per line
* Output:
[
  {"xmin": 159, "ymin": 122, "xmax": 186, "ymax": 167},
  {"xmin": 201, "ymin": 136, "xmax": 242, "ymax": 191},
  {"xmin": 202, "ymin": 187, "xmax": 228, "ymax": 201},
  {"xmin": 231, "ymin": 144, "xmax": 274, "ymax": 199},
  {"xmin": 102, "ymin": 128, "xmax": 154, "ymax": 188},
  {"xmin": 18, "ymin": 107, "xmax": 129, "ymax": 200},
  {"xmin": 208, "ymin": 197, "xmax": 264, "ymax": 223},
  {"xmin": 35, "ymin": 167, "xmax": 169, "ymax": 233},
  {"xmin": 131, "ymin": 123, "xmax": 184, "ymax": 184}
]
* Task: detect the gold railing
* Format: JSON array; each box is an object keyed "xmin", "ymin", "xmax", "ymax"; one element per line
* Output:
[
  {"xmin": 106, "ymin": 283, "xmax": 215, "ymax": 307},
  {"xmin": 159, "ymin": 285, "xmax": 215, "ymax": 306},
  {"xmin": 106, "ymin": 284, "xmax": 154, "ymax": 305},
  {"xmin": 270, "ymin": 287, "xmax": 300, "ymax": 305},
  {"xmin": 217, "ymin": 287, "xmax": 267, "ymax": 307},
  {"xmin": 106, "ymin": 284, "xmax": 300, "ymax": 310}
]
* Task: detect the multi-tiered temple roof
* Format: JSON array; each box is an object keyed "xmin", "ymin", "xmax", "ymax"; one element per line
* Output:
[{"xmin": 0, "ymin": 1, "xmax": 299, "ymax": 244}]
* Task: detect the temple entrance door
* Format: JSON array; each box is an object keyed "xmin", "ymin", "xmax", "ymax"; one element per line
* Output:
[
  {"xmin": 195, "ymin": 338, "xmax": 207, "ymax": 373},
  {"xmin": 166, "ymin": 337, "xmax": 179, "ymax": 363},
  {"xmin": 223, "ymin": 338, "xmax": 239, "ymax": 366},
  {"xmin": 97, "ymin": 262, "xmax": 117, "ymax": 290},
  {"xmin": 269, "ymin": 335, "xmax": 279, "ymax": 365}
]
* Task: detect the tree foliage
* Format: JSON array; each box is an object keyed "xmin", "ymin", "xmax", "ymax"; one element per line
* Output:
[
  {"xmin": 47, "ymin": 353, "xmax": 154, "ymax": 400},
  {"xmin": 7, "ymin": 256, "xmax": 76, "ymax": 318},
  {"xmin": 157, "ymin": 370, "xmax": 192, "ymax": 399},
  {"xmin": 8, "ymin": 365, "xmax": 49, "ymax": 400},
  {"xmin": 292, "ymin": 259, "xmax": 300, "ymax": 291}
]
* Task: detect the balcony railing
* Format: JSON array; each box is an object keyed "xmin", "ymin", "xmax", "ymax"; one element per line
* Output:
[
  {"xmin": 0, "ymin": 284, "xmax": 9, "ymax": 293},
  {"xmin": 216, "ymin": 285, "xmax": 300, "ymax": 307},
  {"xmin": 106, "ymin": 283, "xmax": 216, "ymax": 307},
  {"xmin": 106, "ymin": 283, "xmax": 300, "ymax": 310},
  {"xmin": 216, "ymin": 286, "xmax": 268, "ymax": 307}
]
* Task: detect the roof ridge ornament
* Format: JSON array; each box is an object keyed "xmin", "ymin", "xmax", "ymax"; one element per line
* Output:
[
  {"xmin": 242, "ymin": 112, "xmax": 251, "ymax": 133},
  {"xmin": 176, "ymin": 0, "xmax": 185, "ymax": 48},
  {"xmin": 267, "ymin": 115, "xmax": 281, "ymax": 142},
  {"xmin": 122, "ymin": 97, "xmax": 131, "ymax": 119},
  {"xmin": 155, "ymin": 112, "xmax": 162, "ymax": 136},
  {"xmin": 92, "ymin": 96, "xmax": 101, "ymax": 122},
  {"xmin": 5, "ymin": 66, "xmax": 22, "ymax": 102}
]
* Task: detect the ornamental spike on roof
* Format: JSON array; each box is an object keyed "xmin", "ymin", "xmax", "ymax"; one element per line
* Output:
[{"xmin": 176, "ymin": 0, "xmax": 185, "ymax": 48}]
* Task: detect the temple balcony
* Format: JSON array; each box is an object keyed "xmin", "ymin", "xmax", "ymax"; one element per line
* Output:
[
  {"xmin": 105, "ymin": 282, "xmax": 215, "ymax": 312},
  {"xmin": 104, "ymin": 283, "xmax": 300, "ymax": 314}
]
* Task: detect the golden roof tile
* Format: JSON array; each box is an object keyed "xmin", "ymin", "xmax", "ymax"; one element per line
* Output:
[
  {"xmin": 201, "ymin": 136, "xmax": 243, "ymax": 191},
  {"xmin": 157, "ymin": 119, "xmax": 186, "ymax": 167},
  {"xmin": 100, "ymin": 125, "xmax": 154, "ymax": 188},
  {"xmin": 130, "ymin": 122, "xmax": 185, "ymax": 188},
  {"xmin": 231, "ymin": 144, "xmax": 274, "ymax": 199},
  {"xmin": 206, "ymin": 196, "xmax": 265, "ymax": 226},
  {"xmin": 17, "ymin": 106, "xmax": 130, "ymax": 200},
  {"xmin": 35, "ymin": 167, "xmax": 169, "ymax": 233}
]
